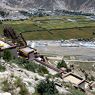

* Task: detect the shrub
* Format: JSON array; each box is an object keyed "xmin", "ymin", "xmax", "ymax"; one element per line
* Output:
[
  {"xmin": 11, "ymin": 57, "xmax": 50, "ymax": 77},
  {"xmin": 36, "ymin": 77, "xmax": 58, "ymax": 95},
  {"xmin": 14, "ymin": 77, "xmax": 29, "ymax": 95},
  {"xmin": 3, "ymin": 50, "xmax": 12, "ymax": 61},
  {"xmin": 24, "ymin": 62, "xmax": 38, "ymax": 73},
  {"xmin": 53, "ymin": 73, "xmax": 62, "ymax": 78},
  {"xmin": 38, "ymin": 65, "xmax": 49, "ymax": 75},
  {"xmin": 19, "ymin": 84, "xmax": 29, "ymax": 95},
  {"xmin": 14, "ymin": 58, "xmax": 29, "ymax": 65},
  {"xmin": 14, "ymin": 58, "xmax": 49, "ymax": 75},
  {"xmin": 57, "ymin": 60, "xmax": 67, "ymax": 69},
  {"xmin": 14, "ymin": 77, "xmax": 22, "ymax": 87},
  {"xmin": 2, "ymin": 80, "xmax": 10, "ymax": 92},
  {"xmin": 0, "ymin": 64, "xmax": 6, "ymax": 72}
]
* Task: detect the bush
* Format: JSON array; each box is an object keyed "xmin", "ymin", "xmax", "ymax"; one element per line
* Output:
[
  {"xmin": 24, "ymin": 62, "xmax": 38, "ymax": 73},
  {"xmin": 57, "ymin": 60, "xmax": 67, "ymax": 69},
  {"xmin": 14, "ymin": 58, "xmax": 49, "ymax": 75},
  {"xmin": 36, "ymin": 77, "xmax": 58, "ymax": 95},
  {"xmin": 0, "ymin": 64, "xmax": 6, "ymax": 72},
  {"xmin": 3, "ymin": 50, "xmax": 12, "ymax": 61},
  {"xmin": 14, "ymin": 58, "xmax": 29, "ymax": 65},
  {"xmin": 19, "ymin": 84, "xmax": 29, "ymax": 95},
  {"xmin": 53, "ymin": 73, "xmax": 62, "ymax": 78},
  {"xmin": 38, "ymin": 65, "xmax": 49, "ymax": 75},
  {"xmin": 13, "ymin": 58, "xmax": 38, "ymax": 72},
  {"xmin": 2, "ymin": 77, "xmax": 29, "ymax": 95},
  {"xmin": 2, "ymin": 80, "xmax": 10, "ymax": 92},
  {"xmin": 14, "ymin": 77, "xmax": 29, "ymax": 95},
  {"xmin": 14, "ymin": 77, "xmax": 22, "ymax": 87}
]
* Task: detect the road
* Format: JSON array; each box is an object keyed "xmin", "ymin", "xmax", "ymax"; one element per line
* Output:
[
  {"xmin": 36, "ymin": 46, "xmax": 95, "ymax": 57},
  {"xmin": 65, "ymin": 60, "xmax": 95, "ymax": 63}
]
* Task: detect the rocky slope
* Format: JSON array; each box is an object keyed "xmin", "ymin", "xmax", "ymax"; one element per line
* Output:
[
  {"xmin": 0, "ymin": 58, "xmax": 69, "ymax": 95},
  {"xmin": 0, "ymin": 0, "xmax": 95, "ymax": 13}
]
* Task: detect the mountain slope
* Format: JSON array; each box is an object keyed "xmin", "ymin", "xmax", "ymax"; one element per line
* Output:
[{"xmin": 0, "ymin": 0, "xmax": 95, "ymax": 13}]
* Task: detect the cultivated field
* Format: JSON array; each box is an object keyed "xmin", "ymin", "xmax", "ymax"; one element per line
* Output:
[{"xmin": 0, "ymin": 16, "xmax": 95, "ymax": 40}]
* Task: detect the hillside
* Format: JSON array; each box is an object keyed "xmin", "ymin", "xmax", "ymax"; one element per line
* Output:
[{"xmin": 0, "ymin": 0, "xmax": 95, "ymax": 13}]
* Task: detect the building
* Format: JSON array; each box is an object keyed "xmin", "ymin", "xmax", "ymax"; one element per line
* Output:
[
  {"xmin": 0, "ymin": 39, "xmax": 17, "ymax": 57},
  {"xmin": 63, "ymin": 73, "xmax": 89, "ymax": 91},
  {"xmin": 0, "ymin": 40, "xmax": 16, "ymax": 51},
  {"xmin": 18, "ymin": 47, "xmax": 37, "ymax": 60},
  {"xmin": 0, "ymin": 40, "xmax": 16, "ymax": 53}
]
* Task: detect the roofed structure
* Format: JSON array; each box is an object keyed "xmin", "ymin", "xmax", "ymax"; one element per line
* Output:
[
  {"xmin": 63, "ymin": 73, "xmax": 89, "ymax": 91},
  {"xmin": 0, "ymin": 40, "xmax": 16, "ymax": 51}
]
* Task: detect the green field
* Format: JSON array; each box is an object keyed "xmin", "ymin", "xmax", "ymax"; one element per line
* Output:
[{"xmin": 0, "ymin": 16, "xmax": 95, "ymax": 40}]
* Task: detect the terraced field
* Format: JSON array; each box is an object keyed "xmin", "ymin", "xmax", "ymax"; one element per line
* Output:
[{"xmin": 0, "ymin": 16, "xmax": 95, "ymax": 40}]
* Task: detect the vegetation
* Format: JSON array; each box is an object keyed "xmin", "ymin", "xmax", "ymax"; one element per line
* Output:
[
  {"xmin": 38, "ymin": 65, "xmax": 49, "ymax": 75},
  {"xmin": 24, "ymin": 61, "xmax": 38, "ymax": 73},
  {"xmin": 57, "ymin": 60, "xmax": 67, "ymax": 69},
  {"xmin": 53, "ymin": 73, "xmax": 62, "ymax": 78},
  {"xmin": 36, "ymin": 77, "xmax": 58, "ymax": 95},
  {"xmin": 12, "ymin": 58, "xmax": 49, "ymax": 75},
  {"xmin": 0, "ymin": 10, "xmax": 9, "ymax": 17},
  {"xmin": 3, "ymin": 50, "xmax": 12, "ymax": 61},
  {"xmin": 0, "ymin": 64, "xmax": 6, "ymax": 72},
  {"xmin": 14, "ymin": 77, "xmax": 29, "ymax": 95},
  {"xmin": 78, "ymin": 62, "xmax": 95, "ymax": 72},
  {"xmin": 76, "ymin": 62, "xmax": 95, "ymax": 81},
  {"xmin": 63, "ymin": 83, "xmax": 86, "ymax": 95},
  {"xmin": 2, "ymin": 77, "xmax": 29, "ymax": 95},
  {"xmin": 69, "ymin": 88, "xmax": 86, "ymax": 95},
  {"xmin": 2, "ymin": 80, "xmax": 10, "ymax": 92},
  {"xmin": 0, "ymin": 16, "xmax": 95, "ymax": 40},
  {"xmin": 14, "ymin": 58, "xmax": 38, "ymax": 72}
]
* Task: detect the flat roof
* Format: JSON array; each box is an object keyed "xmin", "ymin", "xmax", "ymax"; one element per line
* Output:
[
  {"xmin": 63, "ymin": 73, "xmax": 83, "ymax": 85},
  {"xmin": 0, "ymin": 40, "xmax": 11, "ymax": 49},
  {"xmin": 64, "ymin": 75, "xmax": 82, "ymax": 85},
  {"xmin": 19, "ymin": 47, "xmax": 34, "ymax": 54}
]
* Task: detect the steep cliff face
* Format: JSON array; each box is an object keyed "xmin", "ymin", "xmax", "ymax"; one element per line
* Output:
[{"xmin": 0, "ymin": 0, "xmax": 95, "ymax": 13}]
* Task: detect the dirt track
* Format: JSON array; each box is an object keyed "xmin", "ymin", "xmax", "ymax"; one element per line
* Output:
[{"xmin": 36, "ymin": 46, "xmax": 95, "ymax": 57}]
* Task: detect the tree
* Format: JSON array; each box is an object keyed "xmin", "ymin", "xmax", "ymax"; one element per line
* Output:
[
  {"xmin": 3, "ymin": 50, "xmax": 12, "ymax": 61},
  {"xmin": 57, "ymin": 60, "xmax": 67, "ymax": 69},
  {"xmin": 37, "ymin": 77, "xmax": 58, "ymax": 95}
]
